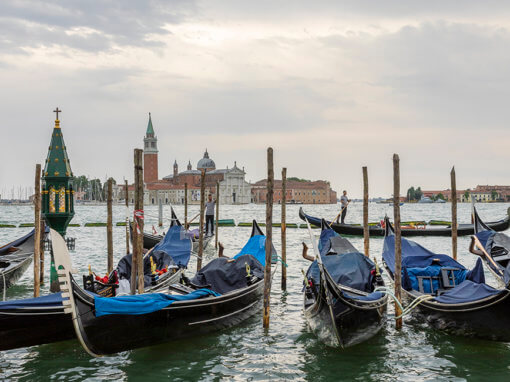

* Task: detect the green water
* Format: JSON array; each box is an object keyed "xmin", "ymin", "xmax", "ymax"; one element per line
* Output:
[{"xmin": 1, "ymin": 203, "xmax": 510, "ymax": 381}]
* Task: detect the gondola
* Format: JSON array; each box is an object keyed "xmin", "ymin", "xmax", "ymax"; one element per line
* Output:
[
  {"xmin": 470, "ymin": 206, "xmax": 510, "ymax": 285},
  {"xmin": 0, "ymin": 224, "xmax": 190, "ymax": 352},
  {"xmin": 300, "ymin": 207, "xmax": 510, "ymax": 237},
  {"xmin": 57, "ymin": 219, "xmax": 271, "ymax": 356},
  {"xmin": 302, "ymin": 219, "xmax": 387, "ymax": 347},
  {"xmin": 0, "ymin": 230, "xmax": 35, "ymax": 293},
  {"xmin": 382, "ymin": 216, "xmax": 510, "ymax": 341},
  {"xmin": 132, "ymin": 207, "xmax": 212, "ymax": 252}
]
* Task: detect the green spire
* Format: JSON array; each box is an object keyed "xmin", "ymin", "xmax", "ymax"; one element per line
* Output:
[
  {"xmin": 43, "ymin": 120, "xmax": 73, "ymax": 178},
  {"xmin": 42, "ymin": 109, "xmax": 75, "ymax": 237},
  {"xmin": 146, "ymin": 112, "xmax": 154, "ymax": 137}
]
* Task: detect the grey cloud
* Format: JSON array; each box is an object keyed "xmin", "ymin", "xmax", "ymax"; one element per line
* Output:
[{"xmin": 0, "ymin": 0, "xmax": 195, "ymax": 53}]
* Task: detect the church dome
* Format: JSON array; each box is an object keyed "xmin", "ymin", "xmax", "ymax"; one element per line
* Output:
[{"xmin": 197, "ymin": 149, "xmax": 216, "ymax": 170}]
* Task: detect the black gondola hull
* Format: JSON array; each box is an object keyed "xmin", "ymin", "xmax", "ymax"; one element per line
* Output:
[
  {"xmin": 72, "ymin": 277, "xmax": 264, "ymax": 355},
  {"xmin": 0, "ymin": 269, "xmax": 183, "ymax": 351},
  {"xmin": 304, "ymin": 292, "xmax": 387, "ymax": 348},
  {"xmin": 0, "ymin": 307, "xmax": 73, "ymax": 351},
  {"xmin": 401, "ymin": 288, "xmax": 510, "ymax": 341},
  {"xmin": 300, "ymin": 208, "xmax": 510, "ymax": 237},
  {"xmin": 0, "ymin": 233, "xmax": 35, "ymax": 292}
]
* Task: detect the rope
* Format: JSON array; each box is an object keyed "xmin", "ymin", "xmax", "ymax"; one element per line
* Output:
[
  {"xmin": 133, "ymin": 210, "xmax": 144, "ymax": 234},
  {"xmin": 374, "ymin": 287, "xmax": 435, "ymax": 319},
  {"xmin": 273, "ymin": 255, "xmax": 288, "ymax": 268}
]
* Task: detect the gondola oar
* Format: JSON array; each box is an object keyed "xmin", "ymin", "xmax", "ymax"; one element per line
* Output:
[
  {"xmin": 471, "ymin": 235, "xmax": 505, "ymax": 278},
  {"xmin": 329, "ymin": 201, "xmax": 350, "ymax": 227},
  {"xmin": 304, "ymin": 218, "xmax": 342, "ymax": 346}
]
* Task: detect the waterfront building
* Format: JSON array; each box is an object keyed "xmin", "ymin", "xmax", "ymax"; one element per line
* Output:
[
  {"xmin": 421, "ymin": 185, "xmax": 510, "ymax": 202},
  {"xmin": 251, "ymin": 179, "xmax": 337, "ymax": 204},
  {"xmin": 125, "ymin": 115, "xmax": 251, "ymax": 205}
]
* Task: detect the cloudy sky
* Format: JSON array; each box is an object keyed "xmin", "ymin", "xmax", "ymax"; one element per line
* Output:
[{"xmin": 1, "ymin": 0, "xmax": 509, "ymax": 198}]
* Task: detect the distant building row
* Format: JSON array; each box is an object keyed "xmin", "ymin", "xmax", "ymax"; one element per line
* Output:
[
  {"xmin": 422, "ymin": 185, "xmax": 510, "ymax": 202},
  {"xmin": 122, "ymin": 114, "xmax": 337, "ymax": 205}
]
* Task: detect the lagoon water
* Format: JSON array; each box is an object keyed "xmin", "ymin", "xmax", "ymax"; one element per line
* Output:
[{"xmin": 1, "ymin": 202, "xmax": 510, "ymax": 381}]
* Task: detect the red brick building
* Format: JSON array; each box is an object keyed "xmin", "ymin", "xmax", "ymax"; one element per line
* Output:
[{"xmin": 251, "ymin": 179, "xmax": 337, "ymax": 204}]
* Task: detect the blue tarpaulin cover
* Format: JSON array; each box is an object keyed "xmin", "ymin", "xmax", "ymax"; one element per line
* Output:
[
  {"xmin": 475, "ymin": 230, "xmax": 495, "ymax": 249},
  {"xmin": 383, "ymin": 233, "xmax": 504, "ymax": 303},
  {"xmin": 94, "ymin": 289, "xmax": 220, "ymax": 317},
  {"xmin": 383, "ymin": 234, "xmax": 465, "ymax": 274},
  {"xmin": 343, "ymin": 291, "xmax": 385, "ymax": 301},
  {"xmin": 435, "ymin": 280, "xmax": 501, "ymax": 304},
  {"xmin": 191, "ymin": 254, "xmax": 264, "ymax": 294},
  {"xmin": 233, "ymin": 235, "xmax": 267, "ymax": 266},
  {"xmin": 307, "ymin": 228, "xmax": 375, "ymax": 293},
  {"xmin": 152, "ymin": 225, "xmax": 192, "ymax": 268},
  {"xmin": 307, "ymin": 253, "xmax": 375, "ymax": 293},
  {"xmin": 475, "ymin": 230, "xmax": 510, "ymax": 284},
  {"xmin": 0, "ymin": 292, "xmax": 63, "ymax": 310},
  {"xmin": 319, "ymin": 229, "xmax": 339, "ymax": 255}
]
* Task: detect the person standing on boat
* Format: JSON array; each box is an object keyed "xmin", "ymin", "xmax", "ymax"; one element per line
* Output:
[
  {"xmin": 339, "ymin": 190, "xmax": 351, "ymax": 224},
  {"xmin": 205, "ymin": 193, "xmax": 215, "ymax": 236}
]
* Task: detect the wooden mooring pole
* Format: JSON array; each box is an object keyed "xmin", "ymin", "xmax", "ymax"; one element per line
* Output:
[
  {"xmin": 281, "ymin": 167, "xmax": 287, "ymax": 291},
  {"xmin": 362, "ymin": 166, "xmax": 369, "ymax": 257},
  {"xmin": 107, "ymin": 179, "xmax": 113, "ymax": 274},
  {"xmin": 131, "ymin": 149, "xmax": 144, "ymax": 294},
  {"xmin": 393, "ymin": 154, "xmax": 403, "ymax": 329},
  {"xmin": 158, "ymin": 198, "xmax": 163, "ymax": 227},
  {"xmin": 451, "ymin": 166, "xmax": 457, "ymax": 260},
  {"xmin": 263, "ymin": 147, "xmax": 274, "ymax": 329},
  {"xmin": 197, "ymin": 170, "xmax": 206, "ymax": 271},
  {"xmin": 184, "ymin": 182, "xmax": 188, "ymax": 230},
  {"xmin": 39, "ymin": 218, "xmax": 45, "ymax": 285},
  {"xmin": 33, "ymin": 164, "xmax": 41, "ymax": 297},
  {"xmin": 215, "ymin": 181, "xmax": 219, "ymax": 250},
  {"xmin": 125, "ymin": 180, "xmax": 129, "ymax": 254}
]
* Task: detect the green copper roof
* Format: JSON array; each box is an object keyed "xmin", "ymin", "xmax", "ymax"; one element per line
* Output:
[
  {"xmin": 146, "ymin": 113, "xmax": 154, "ymax": 136},
  {"xmin": 43, "ymin": 119, "xmax": 73, "ymax": 179}
]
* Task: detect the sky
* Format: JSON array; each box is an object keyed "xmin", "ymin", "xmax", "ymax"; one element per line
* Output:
[{"xmin": 1, "ymin": 0, "xmax": 509, "ymax": 199}]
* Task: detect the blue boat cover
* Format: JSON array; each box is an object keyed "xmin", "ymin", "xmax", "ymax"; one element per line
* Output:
[
  {"xmin": 475, "ymin": 230, "xmax": 510, "ymax": 284},
  {"xmin": 152, "ymin": 225, "xmax": 192, "ymax": 268},
  {"xmin": 318, "ymin": 229, "xmax": 339, "ymax": 255},
  {"xmin": 307, "ymin": 252, "xmax": 375, "ymax": 293},
  {"xmin": 343, "ymin": 291, "xmax": 385, "ymax": 301},
  {"xmin": 475, "ymin": 230, "xmax": 495, "ymax": 249},
  {"xmin": 383, "ymin": 234, "xmax": 465, "ymax": 274},
  {"xmin": 0, "ymin": 229, "xmax": 35, "ymax": 256},
  {"xmin": 233, "ymin": 235, "xmax": 267, "ymax": 266},
  {"xmin": 191, "ymin": 254, "xmax": 264, "ymax": 294},
  {"xmin": 435, "ymin": 280, "xmax": 502, "ymax": 304},
  {"xmin": 94, "ymin": 289, "xmax": 220, "ymax": 317},
  {"xmin": 383, "ymin": 234, "xmax": 503, "ymax": 303},
  {"xmin": 0, "ymin": 292, "xmax": 63, "ymax": 310}
]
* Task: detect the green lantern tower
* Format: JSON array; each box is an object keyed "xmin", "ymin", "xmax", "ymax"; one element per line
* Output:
[{"xmin": 42, "ymin": 108, "xmax": 75, "ymax": 236}]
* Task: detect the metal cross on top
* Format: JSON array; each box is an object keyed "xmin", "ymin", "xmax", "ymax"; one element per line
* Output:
[{"xmin": 53, "ymin": 107, "xmax": 62, "ymax": 120}]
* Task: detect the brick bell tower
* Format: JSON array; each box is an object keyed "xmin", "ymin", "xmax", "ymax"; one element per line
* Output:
[{"xmin": 143, "ymin": 112, "xmax": 158, "ymax": 183}]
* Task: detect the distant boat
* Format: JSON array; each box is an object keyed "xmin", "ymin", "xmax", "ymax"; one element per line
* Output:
[
  {"xmin": 418, "ymin": 196, "xmax": 434, "ymax": 204},
  {"xmin": 389, "ymin": 202, "xmax": 404, "ymax": 207},
  {"xmin": 435, "ymin": 198, "xmax": 446, "ymax": 203}
]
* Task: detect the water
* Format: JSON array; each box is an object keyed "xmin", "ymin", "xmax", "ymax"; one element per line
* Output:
[{"xmin": 1, "ymin": 202, "xmax": 510, "ymax": 381}]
